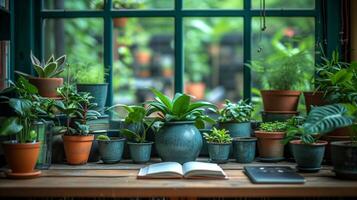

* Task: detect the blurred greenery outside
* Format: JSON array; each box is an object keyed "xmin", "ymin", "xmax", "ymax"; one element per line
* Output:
[{"xmin": 43, "ymin": 0, "xmax": 316, "ymax": 120}]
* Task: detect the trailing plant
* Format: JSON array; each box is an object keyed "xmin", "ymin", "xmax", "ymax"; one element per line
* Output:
[
  {"xmin": 218, "ymin": 99, "xmax": 254, "ymax": 123},
  {"xmin": 258, "ymin": 121, "xmax": 289, "ymax": 132},
  {"xmin": 146, "ymin": 88, "xmax": 217, "ymax": 129},
  {"xmin": 96, "ymin": 135, "xmax": 110, "ymax": 141},
  {"xmin": 203, "ymin": 127, "xmax": 232, "ymax": 144}
]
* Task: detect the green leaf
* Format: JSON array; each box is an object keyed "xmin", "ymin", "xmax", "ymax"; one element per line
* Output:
[
  {"xmin": 0, "ymin": 117, "xmax": 23, "ymax": 136},
  {"xmin": 55, "ymin": 55, "xmax": 66, "ymax": 67},
  {"xmin": 150, "ymin": 88, "xmax": 172, "ymax": 110},
  {"xmin": 30, "ymin": 51, "xmax": 41, "ymax": 66},
  {"xmin": 330, "ymin": 69, "xmax": 353, "ymax": 85},
  {"xmin": 33, "ymin": 64, "xmax": 45, "ymax": 77},
  {"xmin": 172, "ymin": 94, "xmax": 190, "ymax": 115},
  {"xmin": 46, "ymin": 55, "xmax": 55, "ymax": 65},
  {"xmin": 14, "ymin": 71, "xmax": 34, "ymax": 78},
  {"xmin": 43, "ymin": 62, "xmax": 57, "ymax": 77},
  {"xmin": 187, "ymin": 101, "xmax": 216, "ymax": 113},
  {"xmin": 9, "ymin": 98, "xmax": 32, "ymax": 116}
]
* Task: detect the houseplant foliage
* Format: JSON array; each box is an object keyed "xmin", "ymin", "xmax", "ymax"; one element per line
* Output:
[
  {"xmin": 203, "ymin": 127, "xmax": 232, "ymax": 163},
  {"xmin": 96, "ymin": 134, "xmax": 125, "ymax": 164},
  {"xmin": 146, "ymin": 88, "xmax": 216, "ymax": 164}
]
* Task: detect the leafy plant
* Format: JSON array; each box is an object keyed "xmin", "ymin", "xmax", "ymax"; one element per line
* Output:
[
  {"xmin": 203, "ymin": 127, "xmax": 232, "ymax": 144},
  {"xmin": 146, "ymin": 88, "xmax": 217, "ymax": 129},
  {"xmin": 73, "ymin": 63, "xmax": 106, "ymax": 84},
  {"xmin": 218, "ymin": 99, "xmax": 254, "ymax": 123},
  {"xmin": 97, "ymin": 134, "xmax": 110, "ymax": 141},
  {"xmin": 15, "ymin": 52, "xmax": 66, "ymax": 78},
  {"xmin": 259, "ymin": 121, "xmax": 288, "ymax": 132}
]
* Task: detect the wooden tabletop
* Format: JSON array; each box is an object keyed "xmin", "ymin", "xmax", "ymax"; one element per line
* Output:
[{"xmin": 0, "ymin": 159, "xmax": 357, "ymax": 198}]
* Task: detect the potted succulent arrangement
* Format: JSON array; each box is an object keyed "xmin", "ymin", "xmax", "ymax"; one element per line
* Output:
[
  {"xmin": 284, "ymin": 104, "xmax": 353, "ymax": 172},
  {"xmin": 96, "ymin": 135, "xmax": 125, "ymax": 164},
  {"xmin": 203, "ymin": 127, "xmax": 232, "ymax": 164},
  {"xmin": 15, "ymin": 52, "xmax": 66, "ymax": 98},
  {"xmin": 254, "ymin": 121, "xmax": 288, "ymax": 162},
  {"xmin": 146, "ymin": 88, "xmax": 216, "ymax": 164}
]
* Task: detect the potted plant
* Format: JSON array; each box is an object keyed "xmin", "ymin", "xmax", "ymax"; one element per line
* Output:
[
  {"xmin": 108, "ymin": 104, "xmax": 156, "ymax": 163},
  {"xmin": 15, "ymin": 52, "xmax": 66, "ymax": 98},
  {"xmin": 203, "ymin": 127, "xmax": 232, "ymax": 164},
  {"xmin": 254, "ymin": 121, "xmax": 288, "ymax": 162},
  {"xmin": 96, "ymin": 135, "xmax": 126, "ymax": 164},
  {"xmin": 232, "ymin": 137, "xmax": 257, "ymax": 163},
  {"xmin": 146, "ymin": 88, "xmax": 216, "ymax": 164}
]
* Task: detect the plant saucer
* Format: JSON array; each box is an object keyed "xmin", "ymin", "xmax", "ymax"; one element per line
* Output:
[
  {"xmin": 6, "ymin": 170, "xmax": 41, "ymax": 179},
  {"xmin": 296, "ymin": 166, "xmax": 321, "ymax": 173},
  {"xmin": 257, "ymin": 157, "xmax": 285, "ymax": 163}
]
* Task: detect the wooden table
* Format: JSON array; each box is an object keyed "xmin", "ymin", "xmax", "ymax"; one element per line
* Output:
[{"xmin": 0, "ymin": 159, "xmax": 357, "ymax": 198}]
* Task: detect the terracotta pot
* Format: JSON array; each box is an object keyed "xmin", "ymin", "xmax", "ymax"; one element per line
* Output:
[
  {"xmin": 260, "ymin": 90, "xmax": 301, "ymax": 112},
  {"xmin": 63, "ymin": 135, "xmax": 94, "ymax": 165},
  {"xmin": 163, "ymin": 68, "xmax": 173, "ymax": 77},
  {"xmin": 135, "ymin": 51, "xmax": 151, "ymax": 65},
  {"xmin": 303, "ymin": 91, "xmax": 328, "ymax": 113},
  {"xmin": 2, "ymin": 142, "xmax": 40, "ymax": 173},
  {"xmin": 185, "ymin": 82, "xmax": 206, "ymax": 100},
  {"xmin": 255, "ymin": 131, "xmax": 285, "ymax": 161},
  {"xmin": 28, "ymin": 77, "xmax": 63, "ymax": 98},
  {"xmin": 114, "ymin": 18, "xmax": 128, "ymax": 28}
]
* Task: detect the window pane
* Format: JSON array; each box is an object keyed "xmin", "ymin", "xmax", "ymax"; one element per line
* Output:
[
  {"xmin": 251, "ymin": 17, "xmax": 315, "ymax": 119},
  {"xmin": 44, "ymin": 18, "xmax": 104, "ymax": 82},
  {"xmin": 252, "ymin": 0, "xmax": 315, "ymax": 9},
  {"xmin": 184, "ymin": 0, "xmax": 243, "ymax": 9},
  {"xmin": 184, "ymin": 18, "xmax": 244, "ymax": 105},
  {"xmin": 113, "ymin": 18, "xmax": 174, "ymax": 105},
  {"xmin": 112, "ymin": 0, "xmax": 174, "ymax": 10},
  {"xmin": 44, "ymin": 0, "xmax": 103, "ymax": 10}
]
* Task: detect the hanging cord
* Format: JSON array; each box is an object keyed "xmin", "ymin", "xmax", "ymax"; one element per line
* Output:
[{"xmin": 257, "ymin": 0, "xmax": 266, "ymax": 53}]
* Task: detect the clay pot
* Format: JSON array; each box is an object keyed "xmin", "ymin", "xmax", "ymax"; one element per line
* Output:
[
  {"xmin": 303, "ymin": 91, "xmax": 328, "ymax": 113},
  {"xmin": 260, "ymin": 90, "xmax": 301, "ymax": 112},
  {"xmin": 2, "ymin": 142, "xmax": 40, "ymax": 173},
  {"xmin": 63, "ymin": 135, "xmax": 94, "ymax": 165},
  {"xmin": 185, "ymin": 82, "xmax": 206, "ymax": 100},
  {"xmin": 28, "ymin": 77, "xmax": 63, "ymax": 98},
  {"xmin": 114, "ymin": 18, "xmax": 128, "ymax": 28},
  {"xmin": 255, "ymin": 131, "xmax": 285, "ymax": 161}
]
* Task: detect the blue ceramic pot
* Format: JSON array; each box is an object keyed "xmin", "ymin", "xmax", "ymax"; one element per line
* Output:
[
  {"xmin": 291, "ymin": 140, "xmax": 327, "ymax": 172},
  {"xmin": 199, "ymin": 129, "xmax": 210, "ymax": 156},
  {"xmin": 207, "ymin": 143, "xmax": 231, "ymax": 163},
  {"xmin": 155, "ymin": 121, "xmax": 202, "ymax": 164},
  {"xmin": 77, "ymin": 83, "xmax": 108, "ymax": 112},
  {"xmin": 232, "ymin": 137, "xmax": 257, "ymax": 163},
  {"xmin": 128, "ymin": 142, "xmax": 153, "ymax": 163},
  {"xmin": 331, "ymin": 141, "xmax": 357, "ymax": 179},
  {"xmin": 218, "ymin": 122, "xmax": 252, "ymax": 138},
  {"xmin": 98, "ymin": 138, "xmax": 125, "ymax": 164}
]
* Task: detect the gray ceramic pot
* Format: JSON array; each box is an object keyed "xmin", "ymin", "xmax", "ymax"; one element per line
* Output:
[
  {"xmin": 218, "ymin": 122, "xmax": 252, "ymax": 138},
  {"xmin": 331, "ymin": 141, "xmax": 357, "ymax": 179},
  {"xmin": 76, "ymin": 83, "xmax": 108, "ymax": 112},
  {"xmin": 207, "ymin": 143, "xmax": 231, "ymax": 163},
  {"xmin": 232, "ymin": 137, "xmax": 257, "ymax": 163},
  {"xmin": 155, "ymin": 121, "xmax": 202, "ymax": 164},
  {"xmin": 98, "ymin": 138, "xmax": 126, "ymax": 164},
  {"xmin": 127, "ymin": 142, "xmax": 153, "ymax": 163}
]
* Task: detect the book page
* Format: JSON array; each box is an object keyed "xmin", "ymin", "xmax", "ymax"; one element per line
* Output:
[
  {"xmin": 182, "ymin": 162, "xmax": 226, "ymax": 178},
  {"xmin": 146, "ymin": 162, "xmax": 183, "ymax": 176}
]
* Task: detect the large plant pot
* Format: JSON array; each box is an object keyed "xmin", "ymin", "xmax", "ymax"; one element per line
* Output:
[
  {"xmin": 128, "ymin": 142, "xmax": 153, "ymax": 163},
  {"xmin": 260, "ymin": 90, "xmax": 301, "ymax": 112},
  {"xmin": 331, "ymin": 141, "xmax": 357, "ymax": 179},
  {"xmin": 76, "ymin": 83, "xmax": 108, "ymax": 112},
  {"xmin": 218, "ymin": 122, "xmax": 252, "ymax": 138},
  {"xmin": 98, "ymin": 138, "xmax": 125, "ymax": 164},
  {"xmin": 261, "ymin": 111, "xmax": 299, "ymax": 122},
  {"xmin": 28, "ymin": 77, "xmax": 63, "ymax": 98},
  {"xmin": 232, "ymin": 137, "xmax": 257, "ymax": 163},
  {"xmin": 155, "ymin": 121, "xmax": 202, "ymax": 164},
  {"xmin": 290, "ymin": 140, "xmax": 327, "ymax": 172},
  {"xmin": 303, "ymin": 91, "xmax": 328, "ymax": 113},
  {"xmin": 207, "ymin": 143, "xmax": 231, "ymax": 164},
  {"xmin": 63, "ymin": 135, "xmax": 94, "ymax": 165},
  {"xmin": 185, "ymin": 82, "xmax": 206, "ymax": 99},
  {"xmin": 255, "ymin": 131, "xmax": 285, "ymax": 162},
  {"xmin": 199, "ymin": 129, "xmax": 210, "ymax": 156}
]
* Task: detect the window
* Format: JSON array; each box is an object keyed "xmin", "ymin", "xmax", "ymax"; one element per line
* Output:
[{"xmin": 39, "ymin": 0, "xmax": 321, "ymax": 117}]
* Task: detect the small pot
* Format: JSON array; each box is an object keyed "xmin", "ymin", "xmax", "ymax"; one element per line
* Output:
[
  {"xmin": 207, "ymin": 142, "xmax": 231, "ymax": 164},
  {"xmin": 261, "ymin": 111, "xmax": 299, "ymax": 123},
  {"xmin": 290, "ymin": 140, "xmax": 327, "ymax": 172},
  {"xmin": 98, "ymin": 138, "xmax": 126, "ymax": 164},
  {"xmin": 2, "ymin": 141, "xmax": 40, "ymax": 173},
  {"xmin": 218, "ymin": 122, "xmax": 252, "ymax": 138},
  {"xmin": 28, "ymin": 77, "xmax": 63, "ymax": 98},
  {"xmin": 63, "ymin": 135, "xmax": 94, "ymax": 165},
  {"xmin": 303, "ymin": 91, "xmax": 328, "ymax": 113},
  {"xmin": 76, "ymin": 83, "xmax": 108, "ymax": 112},
  {"xmin": 331, "ymin": 141, "xmax": 357, "ymax": 179},
  {"xmin": 255, "ymin": 131, "xmax": 285, "ymax": 162},
  {"xmin": 232, "ymin": 137, "xmax": 257, "ymax": 163},
  {"xmin": 260, "ymin": 90, "xmax": 301, "ymax": 112},
  {"xmin": 128, "ymin": 142, "xmax": 153, "ymax": 163}
]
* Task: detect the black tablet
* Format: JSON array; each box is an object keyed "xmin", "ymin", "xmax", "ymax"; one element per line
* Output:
[{"xmin": 244, "ymin": 166, "xmax": 305, "ymax": 184}]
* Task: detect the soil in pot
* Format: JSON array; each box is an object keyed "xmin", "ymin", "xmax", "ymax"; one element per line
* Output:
[
  {"xmin": 28, "ymin": 77, "xmax": 63, "ymax": 98},
  {"xmin": 128, "ymin": 142, "xmax": 153, "ymax": 163},
  {"xmin": 63, "ymin": 135, "xmax": 94, "ymax": 165},
  {"xmin": 232, "ymin": 137, "xmax": 257, "ymax": 163},
  {"xmin": 98, "ymin": 138, "xmax": 125, "ymax": 164},
  {"xmin": 331, "ymin": 141, "xmax": 357, "ymax": 179},
  {"xmin": 290, "ymin": 140, "xmax": 327, "ymax": 172},
  {"xmin": 255, "ymin": 131, "xmax": 285, "ymax": 162},
  {"xmin": 207, "ymin": 143, "xmax": 231, "ymax": 164},
  {"xmin": 303, "ymin": 91, "xmax": 328, "ymax": 113},
  {"xmin": 260, "ymin": 90, "xmax": 301, "ymax": 112}
]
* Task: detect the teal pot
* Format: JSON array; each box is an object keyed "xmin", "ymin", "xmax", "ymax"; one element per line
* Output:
[
  {"xmin": 207, "ymin": 143, "xmax": 231, "ymax": 164},
  {"xmin": 76, "ymin": 83, "xmax": 108, "ymax": 112},
  {"xmin": 97, "ymin": 138, "xmax": 126, "ymax": 164},
  {"xmin": 331, "ymin": 141, "xmax": 357, "ymax": 179},
  {"xmin": 155, "ymin": 121, "xmax": 202, "ymax": 164},
  {"xmin": 128, "ymin": 142, "xmax": 153, "ymax": 163},
  {"xmin": 232, "ymin": 137, "xmax": 257, "ymax": 163},
  {"xmin": 198, "ymin": 129, "xmax": 210, "ymax": 156},
  {"xmin": 218, "ymin": 122, "xmax": 252, "ymax": 138},
  {"xmin": 261, "ymin": 111, "xmax": 299, "ymax": 122},
  {"xmin": 290, "ymin": 140, "xmax": 327, "ymax": 172}
]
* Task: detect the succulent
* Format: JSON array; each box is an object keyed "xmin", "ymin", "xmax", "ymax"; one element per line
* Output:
[
  {"xmin": 203, "ymin": 127, "xmax": 232, "ymax": 144},
  {"xmin": 218, "ymin": 99, "xmax": 254, "ymax": 123}
]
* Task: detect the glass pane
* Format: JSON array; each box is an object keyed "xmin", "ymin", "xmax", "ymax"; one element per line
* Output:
[
  {"xmin": 252, "ymin": 0, "xmax": 315, "ymax": 9},
  {"xmin": 113, "ymin": 18, "xmax": 174, "ymax": 105},
  {"xmin": 44, "ymin": 18, "xmax": 104, "ymax": 82},
  {"xmin": 112, "ymin": 0, "xmax": 174, "ymax": 10},
  {"xmin": 44, "ymin": 0, "xmax": 104, "ymax": 10},
  {"xmin": 184, "ymin": 0, "xmax": 243, "ymax": 9},
  {"xmin": 251, "ymin": 17, "xmax": 315, "ymax": 119},
  {"xmin": 184, "ymin": 17, "xmax": 244, "ymax": 105}
]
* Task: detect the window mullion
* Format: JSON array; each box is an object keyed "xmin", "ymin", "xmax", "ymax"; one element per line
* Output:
[
  {"xmin": 243, "ymin": 0, "xmax": 252, "ymax": 101},
  {"xmin": 104, "ymin": 0, "xmax": 113, "ymax": 106},
  {"xmin": 174, "ymin": 0, "xmax": 184, "ymax": 93}
]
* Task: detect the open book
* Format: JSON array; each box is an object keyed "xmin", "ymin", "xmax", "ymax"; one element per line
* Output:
[{"xmin": 138, "ymin": 161, "xmax": 228, "ymax": 179}]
